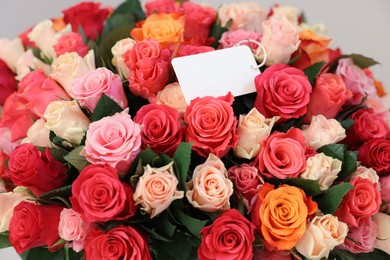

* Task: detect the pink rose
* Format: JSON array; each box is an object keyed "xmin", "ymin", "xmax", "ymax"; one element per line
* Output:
[
  {"xmin": 145, "ymin": 0, "xmax": 180, "ymax": 17},
  {"xmin": 219, "ymin": 29, "xmax": 262, "ymax": 53},
  {"xmin": 336, "ymin": 58, "xmax": 376, "ymax": 105},
  {"xmin": 70, "ymin": 164, "xmax": 137, "ymax": 222},
  {"xmin": 134, "ymin": 104, "xmax": 183, "ymax": 155},
  {"xmin": 83, "ymin": 111, "xmax": 142, "ymax": 173},
  {"xmin": 254, "ymin": 128, "xmax": 307, "ymax": 179},
  {"xmin": 261, "ymin": 14, "xmax": 301, "ymax": 65},
  {"xmin": 304, "ymin": 73, "xmax": 352, "ymax": 122},
  {"xmin": 0, "ymin": 128, "xmax": 22, "ymax": 155},
  {"xmin": 0, "ymin": 59, "xmax": 17, "ymax": 105},
  {"xmin": 71, "ymin": 67, "xmax": 128, "ymax": 112},
  {"xmin": 133, "ymin": 162, "xmax": 184, "ymax": 218},
  {"xmin": 335, "ymin": 178, "xmax": 381, "ymax": 227},
  {"xmin": 228, "ymin": 164, "xmax": 264, "ymax": 212},
  {"xmin": 177, "ymin": 44, "xmax": 214, "ymax": 57},
  {"xmin": 254, "ymin": 64, "xmax": 312, "ymax": 122},
  {"xmin": 58, "ymin": 208, "xmax": 92, "ymax": 252},
  {"xmin": 184, "ymin": 93, "xmax": 238, "ymax": 158},
  {"xmin": 54, "ymin": 32, "xmax": 89, "ymax": 57},
  {"xmin": 254, "ymin": 249, "xmax": 293, "ymax": 260},
  {"xmin": 338, "ymin": 216, "xmax": 377, "ymax": 253},
  {"xmin": 186, "ymin": 154, "xmax": 233, "ymax": 212},
  {"xmin": 124, "ymin": 39, "xmax": 171, "ymax": 102},
  {"xmin": 380, "ymin": 175, "xmax": 390, "ymax": 207}
]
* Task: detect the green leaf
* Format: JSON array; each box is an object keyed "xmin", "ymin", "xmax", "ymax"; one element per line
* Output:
[
  {"xmin": 91, "ymin": 94, "xmax": 123, "ymax": 122},
  {"xmin": 37, "ymin": 185, "xmax": 72, "ymax": 206},
  {"xmin": 303, "ymin": 61, "xmax": 326, "ymax": 85},
  {"xmin": 317, "ymin": 144, "xmax": 346, "ymax": 161},
  {"xmin": 171, "ymin": 207, "xmax": 208, "ymax": 239},
  {"xmin": 139, "ymin": 226, "xmax": 172, "ymax": 242},
  {"xmin": 153, "ymin": 231, "xmax": 199, "ymax": 260},
  {"xmin": 77, "ymin": 26, "xmax": 87, "ymax": 44},
  {"xmin": 111, "ymin": 0, "xmax": 145, "ymax": 18},
  {"xmin": 337, "ymin": 150, "xmax": 358, "ymax": 182},
  {"xmin": 173, "ymin": 142, "xmax": 192, "ymax": 191},
  {"xmin": 138, "ymin": 147, "xmax": 160, "ymax": 166},
  {"xmin": 23, "ymin": 246, "xmax": 65, "ymax": 260},
  {"xmin": 63, "ymin": 146, "xmax": 89, "ymax": 172},
  {"xmin": 329, "ymin": 249, "xmax": 356, "ymax": 260},
  {"xmin": 348, "ymin": 53, "xmax": 379, "ymax": 69},
  {"xmin": 315, "ymin": 183, "xmax": 353, "ymax": 214},
  {"xmin": 49, "ymin": 131, "xmax": 73, "ymax": 150},
  {"xmin": 130, "ymin": 159, "xmax": 145, "ymax": 189},
  {"xmin": 341, "ymin": 119, "xmax": 354, "ymax": 130},
  {"xmin": 154, "ymin": 211, "xmax": 177, "ymax": 238},
  {"xmin": 0, "ymin": 232, "xmax": 11, "ymax": 249},
  {"xmin": 209, "ymin": 19, "xmax": 232, "ymax": 48},
  {"xmin": 284, "ymin": 178, "xmax": 322, "ymax": 197}
]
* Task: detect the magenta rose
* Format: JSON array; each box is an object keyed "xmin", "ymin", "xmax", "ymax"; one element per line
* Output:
[
  {"xmin": 0, "ymin": 59, "xmax": 17, "ymax": 106},
  {"xmin": 84, "ymin": 225, "xmax": 152, "ymax": 260},
  {"xmin": 254, "ymin": 64, "xmax": 312, "ymax": 122},
  {"xmin": 358, "ymin": 138, "xmax": 390, "ymax": 175},
  {"xmin": 63, "ymin": 2, "xmax": 109, "ymax": 40},
  {"xmin": 335, "ymin": 178, "xmax": 381, "ymax": 227},
  {"xmin": 54, "ymin": 32, "xmax": 89, "ymax": 58},
  {"xmin": 134, "ymin": 104, "xmax": 183, "ymax": 155},
  {"xmin": 9, "ymin": 201, "xmax": 64, "ymax": 254},
  {"xmin": 177, "ymin": 44, "xmax": 214, "ymax": 57},
  {"xmin": 254, "ymin": 127, "xmax": 307, "ymax": 179},
  {"xmin": 198, "ymin": 209, "xmax": 255, "ymax": 260},
  {"xmin": 8, "ymin": 144, "xmax": 67, "ymax": 196},
  {"xmin": 184, "ymin": 92, "xmax": 239, "ymax": 157},
  {"xmin": 71, "ymin": 67, "xmax": 128, "ymax": 112},
  {"xmin": 70, "ymin": 164, "xmax": 137, "ymax": 222},
  {"xmin": 84, "ymin": 111, "xmax": 142, "ymax": 173}
]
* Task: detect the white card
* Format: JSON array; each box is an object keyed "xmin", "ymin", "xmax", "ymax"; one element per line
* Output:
[{"xmin": 172, "ymin": 45, "xmax": 260, "ymax": 104}]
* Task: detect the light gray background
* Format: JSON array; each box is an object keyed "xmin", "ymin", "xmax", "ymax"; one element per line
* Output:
[{"xmin": 0, "ymin": 0, "xmax": 389, "ymax": 259}]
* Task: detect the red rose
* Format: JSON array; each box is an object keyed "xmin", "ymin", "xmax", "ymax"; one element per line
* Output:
[
  {"xmin": 9, "ymin": 201, "xmax": 64, "ymax": 254},
  {"xmin": 358, "ymin": 138, "xmax": 390, "ymax": 175},
  {"xmin": 7, "ymin": 144, "xmax": 67, "ymax": 196},
  {"xmin": 0, "ymin": 59, "xmax": 17, "ymax": 106},
  {"xmin": 254, "ymin": 128, "xmax": 307, "ymax": 179},
  {"xmin": 343, "ymin": 108, "xmax": 390, "ymax": 149},
  {"xmin": 254, "ymin": 64, "xmax": 312, "ymax": 122},
  {"xmin": 124, "ymin": 39, "xmax": 171, "ymax": 101},
  {"xmin": 54, "ymin": 32, "xmax": 89, "ymax": 57},
  {"xmin": 63, "ymin": 2, "xmax": 109, "ymax": 40},
  {"xmin": 198, "ymin": 209, "xmax": 255, "ymax": 260},
  {"xmin": 184, "ymin": 92, "xmax": 239, "ymax": 157},
  {"xmin": 335, "ymin": 178, "xmax": 381, "ymax": 227},
  {"xmin": 134, "ymin": 104, "xmax": 183, "ymax": 156},
  {"xmin": 84, "ymin": 225, "xmax": 151, "ymax": 260},
  {"xmin": 177, "ymin": 44, "xmax": 214, "ymax": 57},
  {"xmin": 70, "ymin": 164, "xmax": 137, "ymax": 222}
]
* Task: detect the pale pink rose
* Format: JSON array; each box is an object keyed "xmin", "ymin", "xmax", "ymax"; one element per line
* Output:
[
  {"xmin": 44, "ymin": 100, "xmax": 90, "ymax": 145},
  {"xmin": 372, "ymin": 212, "xmax": 390, "ymax": 240},
  {"xmin": 133, "ymin": 162, "xmax": 184, "ymax": 218},
  {"xmin": 83, "ymin": 111, "xmax": 142, "ymax": 173},
  {"xmin": 50, "ymin": 50, "xmax": 95, "ymax": 96},
  {"xmin": 0, "ymin": 187, "xmax": 35, "ymax": 232},
  {"xmin": 22, "ymin": 119, "xmax": 51, "ymax": 147},
  {"xmin": 235, "ymin": 108, "xmax": 279, "ymax": 159},
  {"xmin": 0, "ymin": 179, "xmax": 6, "ymax": 192},
  {"xmin": 296, "ymin": 214, "xmax": 348, "ymax": 260},
  {"xmin": 261, "ymin": 14, "xmax": 301, "ymax": 66},
  {"xmin": 301, "ymin": 153, "xmax": 342, "ymax": 191},
  {"xmin": 217, "ymin": 2, "xmax": 267, "ymax": 32},
  {"xmin": 15, "ymin": 49, "xmax": 51, "ymax": 81},
  {"xmin": 364, "ymin": 95, "xmax": 390, "ymax": 122},
  {"xmin": 0, "ymin": 127, "xmax": 22, "ymax": 155},
  {"xmin": 58, "ymin": 208, "xmax": 92, "ymax": 252},
  {"xmin": 270, "ymin": 6, "xmax": 301, "ymax": 25},
  {"xmin": 351, "ymin": 166, "xmax": 380, "ymax": 188},
  {"xmin": 219, "ymin": 29, "xmax": 262, "ymax": 53},
  {"xmin": 336, "ymin": 58, "xmax": 376, "ymax": 105},
  {"xmin": 71, "ymin": 67, "xmax": 128, "ymax": 112},
  {"xmin": 0, "ymin": 38, "xmax": 25, "ymax": 72},
  {"xmin": 186, "ymin": 154, "xmax": 233, "ymax": 212},
  {"xmin": 155, "ymin": 82, "xmax": 187, "ymax": 117},
  {"xmin": 302, "ymin": 115, "xmax": 346, "ymax": 150},
  {"xmin": 111, "ymin": 38, "xmax": 135, "ymax": 79}
]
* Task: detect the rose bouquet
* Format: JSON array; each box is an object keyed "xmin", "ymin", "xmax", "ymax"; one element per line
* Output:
[{"xmin": 0, "ymin": 0, "xmax": 389, "ymax": 259}]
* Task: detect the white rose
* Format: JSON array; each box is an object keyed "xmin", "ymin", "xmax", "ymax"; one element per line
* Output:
[
  {"xmin": 22, "ymin": 119, "xmax": 51, "ymax": 147},
  {"xmin": 302, "ymin": 114, "xmax": 346, "ymax": 150},
  {"xmin": 0, "ymin": 38, "xmax": 25, "ymax": 72},
  {"xmin": 111, "ymin": 38, "xmax": 135, "ymax": 79},
  {"xmin": 234, "ymin": 108, "xmax": 279, "ymax": 159},
  {"xmin": 15, "ymin": 49, "xmax": 51, "ymax": 80}
]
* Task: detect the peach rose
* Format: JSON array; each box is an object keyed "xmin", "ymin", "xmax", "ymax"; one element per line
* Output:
[
  {"xmin": 14, "ymin": 49, "xmax": 51, "ymax": 81},
  {"xmin": 111, "ymin": 38, "xmax": 135, "ymax": 78},
  {"xmin": 43, "ymin": 100, "xmax": 90, "ymax": 145},
  {"xmin": 350, "ymin": 166, "xmax": 379, "ymax": 188},
  {"xmin": 235, "ymin": 108, "xmax": 279, "ymax": 159},
  {"xmin": 0, "ymin": 38, "xmax": 25, "ymax": 72},
  {"xmin": 252, "ymin": 183, "xmax": 318, "ymax": 250},
  {"xmin": 155, "ymin": 82, "xmax": 187, "ymax": 116},
  {"xmin": 0, "ymin": 187, "xmax": 35, "ymax": 232},
  {"xmin": 261, "ymin": 14, "xmax": 300, "ymax": 66},
  {"xmin": 295, "ymin": 214, "xmax": 348, "ymax": 260},
  {"xmin": 22, "ymin": 119, "xmax": 51, "ymax": 147},
  {"xmin": 302, "ymin": 115, "xmax": 346, "ymax": 150},
  {"xmin": 131, "ymin": 13, "xmax": 185, "ymax": 48},
  {"xmin": 186, "ymin": 154, "xmax": 233, "ymax": 212},
  {"xmin": 133, "ymin": 162, "xmax": 184, "ymax": 218},
  {"xmin": 301, "ymin": 153, "xmax": 342, "ymax": 190}
]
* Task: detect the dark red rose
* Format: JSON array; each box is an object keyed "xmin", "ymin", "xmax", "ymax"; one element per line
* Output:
[
  {"xmin": 358, "ymin": 138, "xmax": 390, "ymax": 175},
  {"xmin": 63, "ymin": 2, "xmax": 110, "ymax": 40},
  {"xmin": 9, "ymin": 201, "xmax": 64, "ymax": 254},
  {"xmin": 198, "ymin": 209, "xmax": 255, "ymax": 260},
  {"xmin": 0, "ymin": 59, "xmax": 17, "ymax": 106},
  {"xmin": 7, "ymin": 144, "xmax": 67, "ymax": 196}
]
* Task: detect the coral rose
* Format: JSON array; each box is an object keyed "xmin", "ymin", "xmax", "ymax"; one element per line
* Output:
[
  {"xmin": 358, "ymin": 138, "xmax": 390, "ymax": 175},
  {"xmin": 145, "ymin": 0, "xmax": 180, "ymax": 16},
  {"xmin": 54, "ymin": 32, "xmax": 89, "ymax": 57}
]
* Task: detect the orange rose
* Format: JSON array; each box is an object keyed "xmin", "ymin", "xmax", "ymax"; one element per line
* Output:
[
  {"xmin": 131, "ymin": 13, "xmax": 185, "ymax": 48},
  {"xmin": 252, "ymin": 183, "xmax": 317, "ymax": 251}
]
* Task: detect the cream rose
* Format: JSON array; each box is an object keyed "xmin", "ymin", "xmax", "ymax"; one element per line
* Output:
[
  {"xmin": 50, "ymin": 50, "xmax": 95, "ymax": 96},
  {"xmin": 44, "ymin": 100, "xmax": 90, "ymax": 145},
  {"xmin": 234, "ymin": 108, "xmax": 279, "ymax": 159},
  {"xmin": 271, "ymin": 6, "xmax": 301, "ymax": 25},
  {"xmin": 15, "ymin": 50, "xmax": 51, "ymax": 80},
  {"xmin": 186, "ymin": 154, "xmax": 233, "ymax": 212},
  {"xmin": 111, "ymin": 38, "xmax": 135, "ymax": 79},
  {"xmin": 0, "ymin": 38, "xmax": 25, "ymax": 72},
  {"xmin": 372, "ymin": 212, "xmax": 390, "ymax": 240},
  {"xmin": 300, "ymin": 153, "xmax": 342, "ymax": 190},
  {"xmin": 295, "ymin": 214, "xmax": 348, "ymax": 260},
  {"xmin": 0, "ymin": 179, "xmax": 6, "ymax": 192},
  {"xmin": 302, "ymin": 114, "xmax": 346, "ymax": 150},
  {"xmin": 133, "ymin": 162, "xmax": 184, "ymax": 218},
  {"xmin": 22, "ymin": 119, "xmax": 52, "ymax": 147},
  {"xmin": 351, "ymin": 166, "xmax": 380, "ymax": 188},
  {"xmin": 155, "ymin": 82, "xmax": 187, "ymax": 116},
  {"xmin": 0, "ymin": 187, "xmax": 35, "ymax": 232}
]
